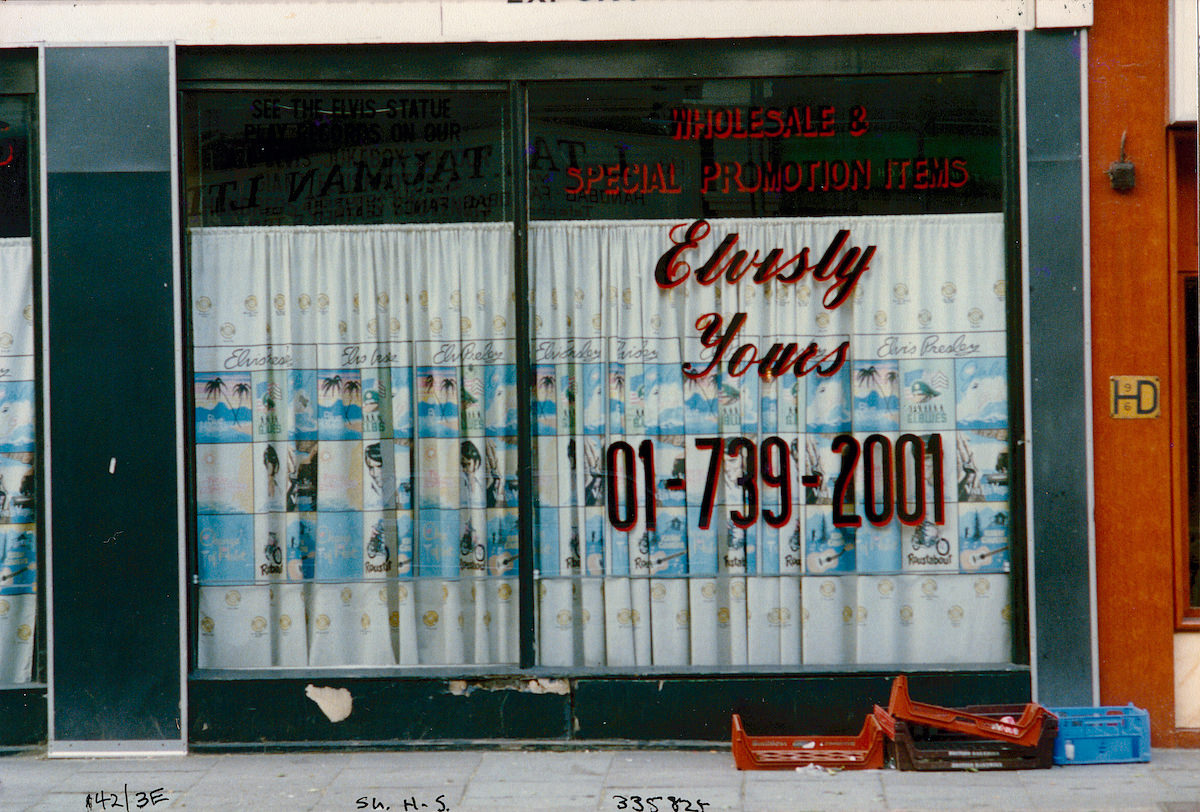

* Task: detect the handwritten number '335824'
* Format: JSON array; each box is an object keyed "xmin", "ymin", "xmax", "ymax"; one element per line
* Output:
[{"xmin": 612, "ymin": 795, "xmax": 710, "ymax": 812}]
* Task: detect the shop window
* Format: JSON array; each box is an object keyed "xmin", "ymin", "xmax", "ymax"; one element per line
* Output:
[
  {"xmin": 183, "ymin": 70, "xmax": 1019, "ymax": 672},
  {"xmin": 0, "ymin": 94, "xmax": 38, "ymax": 683},
  {"xmin": 527, "ymin": 76, "xmax": 1016, "ymax": 667},
  {"xmin": 183, "ymin": 91, "xmax": 518, "ymax": 666}
]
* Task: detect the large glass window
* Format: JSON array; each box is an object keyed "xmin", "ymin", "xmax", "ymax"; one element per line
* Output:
[
  {"xmin": 185, "ymin": 90, "xmax": 518, "ymax": 667},
  {"xmin": 527, "ymin": 76, "xmax": 1015, "ymax": 667},
  {"xmin": 184, "ymin": 70, "xmax": 1018, "ymax": 672},
  {"xmin": 0, "ymin": 95, "xmax": 38, "ymax": 683}
]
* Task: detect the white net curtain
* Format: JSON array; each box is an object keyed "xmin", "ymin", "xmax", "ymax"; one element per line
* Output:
[
  {"xmin": 0, "ymin": 237, "xmax": 37, "ymax": 683},
  {"xmin": 192, "ymin": 224, "xmax": 519, "ymax": 667},
  {"xmin": 191, "ymin": 214, "xmax": 1014, "ymax": 670},
  {"xmin": 530, "ymin": 214, "xmax": 1013, "ymax": 667}
]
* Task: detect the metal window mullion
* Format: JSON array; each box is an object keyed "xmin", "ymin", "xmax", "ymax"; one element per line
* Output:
[{"xmin": 510, "ymin": 81, "xmax": 536, "ymax": 669}]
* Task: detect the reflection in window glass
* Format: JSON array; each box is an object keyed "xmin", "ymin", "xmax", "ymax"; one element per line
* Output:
[
  {"xmin": 528, "ymin": 77, "xmax": 1014, "ymax": 668},
  {"xmin": 186, "ymin": 91, "xmax": 519, "ymax": 667}
]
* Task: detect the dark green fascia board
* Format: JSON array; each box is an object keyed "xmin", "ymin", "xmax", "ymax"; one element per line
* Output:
[
  {"xmin": 0, "ymin": 49, "xmax": 38, "ymax": 94},
  {"xmin": 178, "ymin": 34, "xmax": 1014, "ymax": 85}
]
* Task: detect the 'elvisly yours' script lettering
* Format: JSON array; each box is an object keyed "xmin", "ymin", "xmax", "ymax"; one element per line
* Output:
[{"xmin": 654, "ymin": 219, "xmax": 874, "ymax": 381}]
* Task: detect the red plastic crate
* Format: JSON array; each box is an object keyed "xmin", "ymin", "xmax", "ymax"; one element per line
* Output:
[
  {"xmin": 886, "ymin": 676, "xmax": 1056, "ymax": 748},
  {"xmin": 875, "ymin": 703, "xmax": 1057, "ymax": 771},
  {"xmin": 731, "ymin": 714, "xmax": 885, "ymax": 770},
  {"xmin": 889, "ymin": 716, "xmax": 1057, "ymax": 771},
  {"xmin": 873, "ymin": 704, "xmax": 896, "ymax": 738}
]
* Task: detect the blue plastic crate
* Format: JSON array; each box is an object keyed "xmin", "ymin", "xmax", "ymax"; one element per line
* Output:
[{"xmin": 1047, "ymin": 704, "xmax": 1150, "ymax": 765}]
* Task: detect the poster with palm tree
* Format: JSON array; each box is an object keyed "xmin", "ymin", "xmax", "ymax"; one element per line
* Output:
[
  {"xmin": 534, "ymin": 365, "xmax": 556, "ymax": 435},
  {"xmin": 851, "ymin": 360, "xmax": 900, "ymax": 431},
  {"xmin": 416, "ymin": 367, "xmax": 460, "ymax": 438},
  {"xmin": 317, "ymin": 369, "xmax": 363, "ymax": 440},
  {"xmin": 195, "ymin": 372, "xmax": 253, "ymax": 443}
]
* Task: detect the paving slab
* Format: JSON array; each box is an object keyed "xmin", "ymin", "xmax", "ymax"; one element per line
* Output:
[{"xmin": 2, "ymin": 747, "xmax": 1199, "ymax": 811}]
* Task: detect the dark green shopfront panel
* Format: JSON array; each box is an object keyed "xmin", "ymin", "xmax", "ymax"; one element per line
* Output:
[
  {"xmin": 45, "ymin": 48, "xmax": 181, "ymax": 744},
  {"xmin": 1023, "ymin": 30, "xmax": 1094, "ymax": 707}
]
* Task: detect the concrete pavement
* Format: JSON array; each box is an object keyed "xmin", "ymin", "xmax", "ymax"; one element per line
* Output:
[{"xmin": 0, "ymin": 746, "xmax": 1198, "ymax": 811}]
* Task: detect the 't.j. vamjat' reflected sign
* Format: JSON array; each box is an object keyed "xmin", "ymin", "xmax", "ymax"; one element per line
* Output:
[{"xmin": 185, "ymin": 92, "xmax": 510, "ymax": 227}]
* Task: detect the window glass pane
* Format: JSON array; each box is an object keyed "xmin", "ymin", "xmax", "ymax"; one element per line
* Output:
[
  {"xmin": 186, "ymin": 91, "xmax": 508, "ymax": 227},
  {"xmin": 0, "ymin": 95, "xmax": 38, "ymax": 683},
  {"xmin": 528, "ymin": 75, "xmax": 1002, "ymax": 221},
  {"xmin": 528, "ymin": 76, "xmax": 1013, "ymax": 668},
  {"xmin": 186, "ymin": 91, "xmax": 518, "ymax": 668}
]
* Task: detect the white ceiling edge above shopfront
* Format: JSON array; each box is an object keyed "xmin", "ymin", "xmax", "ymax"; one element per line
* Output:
[
  {"xmin": 0, "ymin": 0, "xmax": 1091, "ymax": 47},
  {"xmin": 1034, "ymin": 0, "xmax": 1092, "ymax": 29},
  {"xmin": 1170, "ymin": 0, "xmax": 1198, "ymax": 124}
]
